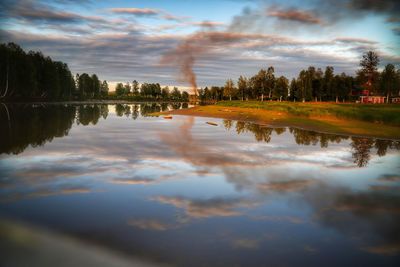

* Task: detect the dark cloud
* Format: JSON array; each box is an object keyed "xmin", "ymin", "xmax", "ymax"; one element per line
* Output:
[
  {"xmin": 267, "ymin": 7, "xmax": 321, "ymax": 24},
  {"xmin": 3, "ymin": 0, "xmax": 106, "ymax": 24},
  {"xmin": 347, "ymin": 0, "xmax": 400, "ymax": 17}
]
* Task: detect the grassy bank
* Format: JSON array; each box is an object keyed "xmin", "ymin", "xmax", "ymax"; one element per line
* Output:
[
  {"xmin": 217, "ymin": 101, "xmax": 400, "ymax": 126},
  {"xmin": 167, "ymin": 101, "xmax": 400, "ymax": 139}
]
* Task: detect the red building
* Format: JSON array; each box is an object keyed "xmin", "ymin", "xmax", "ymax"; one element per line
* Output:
[{"xmin": 359, "ymin": 95, "xmax": 386, "ymax": 104}]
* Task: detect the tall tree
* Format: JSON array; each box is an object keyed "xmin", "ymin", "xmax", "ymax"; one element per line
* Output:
[
  {"xmin": 273, "ymin": 76, "xmax": 289, "ymax": 101},
  {"xmin": 132, "ymin": 80, "xmax": 139, "ymax": 95},
  {"xmin": 323, "ymin": 66, "xmax": 334, "ymax": 101},
  {"xmin": 358, "ymin": 51, "xmax": 380, "ymax": 93},
  {"xmin": 115, "ymin": 82, "xmax": 125, "ymax": 96},
  {"xmin": 100, "ymin": 80, "xmax": 109, "ymax": 97},
  {"xmin": 91, "ymin": 74, "xmax": 100, "ymax": 98},
  {"xmin": 289, "ymin": 78, "xmax": 298, "ymax": 101},
  {"xmin": 380, "ymin": 64, "xmax": 398, "ymax": 103},
  {"xmin": 123, "ymin": 82, "xmax": 131, "ymax": 95},
  {"xmin": 223, "ymin": 79, "xmax": 235, "ymax": 101},
  {"xmin": 237, "ymin": 75, "xmax": 247, "ymax": 101},
  {"xmin": 266, "ymin": 66, "xmax": 275, "ymax": 99},
  {"xmin": 171, "ymin": 87, "xmax": 181, "ymax": 100},
  {"xmin": 161, "ymin": 86, "xmax": 170, "ymax": 99}
]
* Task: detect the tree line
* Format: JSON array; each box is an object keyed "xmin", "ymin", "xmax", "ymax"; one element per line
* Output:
[
  {"xmin": 222, "ymin": 119, "xmax": 400, "ymax": 167},
  {"xmin": 113, "ymin": 81, "xmax": 189, "ymax": 101},
  {"xmin": 0, "ymin": 42, "xmax": 109, "ymax": 100},
  {"xmin": 199, "ymin": 51, "xmax": 400, "ymax": 103},
  {"xmin": 1, "ymin": 43, "xmax": 399, "ymax": 103}
]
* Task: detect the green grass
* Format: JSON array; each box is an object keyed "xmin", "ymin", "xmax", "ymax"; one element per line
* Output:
[{"xmin": 216, "ymin": 101, "xmax": 400, "ymax": 126}]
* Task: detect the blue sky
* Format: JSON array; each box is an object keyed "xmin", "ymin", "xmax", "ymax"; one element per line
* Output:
[{"xmin": 1, "ymin": 0, "xmax": 399, "ymax": 90}]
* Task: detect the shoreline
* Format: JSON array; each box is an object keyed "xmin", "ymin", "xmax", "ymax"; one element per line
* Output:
[
  {"xmin": 0, "ymin": 100, "xmax": 190, "ymax": 105},
  {"xmin": 165, "ymin": 104, "xmax": 400, "ymax": 140}
]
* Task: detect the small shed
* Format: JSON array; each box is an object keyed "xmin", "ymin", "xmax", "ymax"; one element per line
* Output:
[
  {"xmin": 360, "ymin": 96, "xmax": 386, "ymax": 104},
  {"xmin": 392, "ymin": 97, "xmax": 400, "ymax": 104}
]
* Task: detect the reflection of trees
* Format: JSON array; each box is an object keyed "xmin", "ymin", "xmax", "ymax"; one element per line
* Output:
[
  {"xmin": 374, "ymin": 139, "xmax": 400, "ymax": 157},
  {"xmin": 132, "ymin": 105, "xmax": 139, "ymax": 120},
  {"xmin": 230, "ymin": 121, "xmax": 282, "ymax": 143},
  {"xmin": 115, "ymin": 104, "xmax": 131, "ymax": 117},
  {"xmin": 160, "ymin": 103, "xmax": 169, "ymax": 112},
  {"xmin": 99, "ymin": 105, "xmax": 108, "ymax": 120},
  {"xmin": 170, "ymin": 103, "xmax": 182, "ymax": 110},
  {"xmin": 351, "ymin": 138, "xmax": 375, "ymax": 167},
  {"xmin": 223, "ymin": 119, "xmax": 233, "ymax": 130},
  {"xmin": 223, "ymin": 120, "xmax": 399, "ymax": 168},
  {"xmin": 290, "ymin": 128, "xmax": 348, "ymax": 148},
  {"xmin": 140, "ymin": 103, "xmax": 160, "ymax": 116},
  {"xmin": 77, "ymin": 104, "xmax": 108, "ymax": 125},
  {"xmin": 0, "ymin": 104, "xmax": 76, "ymax": 154}
]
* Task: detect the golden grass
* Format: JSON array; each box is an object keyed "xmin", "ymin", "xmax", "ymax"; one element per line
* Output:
[{"xmin": 167, "ymin": 103, "xmax": 400, "ymax": 139}]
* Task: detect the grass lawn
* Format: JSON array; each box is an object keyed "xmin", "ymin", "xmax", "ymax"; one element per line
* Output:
[
  {"xmin": 216, "ymin": 101, "xmax": 400, "ymax": 126},
  {"xmin": 166, "ymin": 101, "xmax": 400, "ymax": 139}
]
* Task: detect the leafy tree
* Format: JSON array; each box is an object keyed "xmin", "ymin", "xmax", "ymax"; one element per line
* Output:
[
  {"xmin": 273, "ymin": 76, "xmax": 289, "ymax": 101},
  {"xmin": 124, "ymin": 82, "xmax": 131, "ymax": 95},
  {"xmin": 223, "ymin": 79, "xmax": 235, "ymax": 101},
  {"xmin": 289, "ymin": 78, "xmax": 298, "ymax": 101},
  {"xmin": 323, "ymin": 66, "xmax": 334, "ymax": 101},
  {"xmin": 266, "ymin": 66, "xmax": 275, "ymax": 99},
  {"xmin": 161, "ymin": 86, "xmax": 170, "ymax": 99},
  {"xmin": 91, "ymin": 74, "xmax": 100, "ymax": 98},
  {"xmin": 358, "ymin": 51, "xmax": 380, "ymax": 93},
  {"xmin": 237, "ymin": 76, "xmax": 247, "ymax": 101},
  {"xmin": 181, "ymin": 91, "xmax": 189, "ymax": 101},
  {"xmin": 100, "ymin": 80, "xmax": 109, "ymax": 97},
  {"xmin": 171, "ymin": 87, "xmax": 181, "ymax": 100},
  {"xmin": 132, "ymin": 80, "xmax": 139, "ymax": 95},
  {"xmin": 253, "ymin": 69, "xmax": 267, "ymax": 101},
  {"xmin": 115, "ymin": 82, "xmax": 125, "ymax": 96},
  {"xmin": 380, "ymin": 64, "xmax": 398, "ymax": 102}
]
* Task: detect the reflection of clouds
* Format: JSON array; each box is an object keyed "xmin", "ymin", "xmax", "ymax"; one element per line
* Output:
[
  {"xmin": 232, "ymin": 238, "xmax": 260, "ymax": 249},
  {"xmin": 249, "ymin": 215, "xmax": 304, "ymax": 224},
  {"xmin": 301, "ymin": 183, "xmax": 400, "ymax": 256},
  {"xmin": 1, "ymin": 185, "xmax": 91, "ymax": 202},
  {"xmin": 112, "ymin": 176, "xmax": 156, "ymax": 185},
  {"xmin": 378, "ymin": 174, "xmax": 400, "ymax": 182},
  {"xmin": 127, "ymin": 219, "xmax": 174, "ymax": 231},
  {"xmin": 257, "ymin": 180, "xmax": 314, "ymax": 193},
  {"xmin": 1, "ymin": 107, "xmax": 400, "ymax": 261},
  {"xmin": 158, "ymin": 117, "xmax": 251, "ymax": 174},
  {"xmin": 152, "ymin": 196, "xmax": 258, "ymax": 218},
  {"xmin": 362, "ymin": 244, "xmax": 400, "ymax": 256}
]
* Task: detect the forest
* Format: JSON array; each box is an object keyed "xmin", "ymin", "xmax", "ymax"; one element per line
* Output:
[
  {"xmin": 0, "ymin": 43, "xmax": 189, "ymax": 101},
  {"xmin": 1, "ymin": 42, "xmax": 399, "ymax": 103}
]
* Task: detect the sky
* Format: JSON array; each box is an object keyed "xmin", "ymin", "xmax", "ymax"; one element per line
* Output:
[{"xmin": 1, "ymin": 0, "xmax": 399, "ymax": 90}]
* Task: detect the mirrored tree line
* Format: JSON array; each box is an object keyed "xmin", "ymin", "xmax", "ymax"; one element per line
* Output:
[
  {"xmin": 222, "ymin": 119, "xmax": 400, "ymax": 167},
  {"xmin": 0, "ymin": 103, "xmax": 188, "ymax": 154}
]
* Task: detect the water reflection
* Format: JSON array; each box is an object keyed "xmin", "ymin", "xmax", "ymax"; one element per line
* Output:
[
  {"xmin": 0, "ymin": 103, "xmax": 188, "ymax": 155},
  {"xmin": 222, "ymin": 119, "xmax": 400, "ymax": 167},
  {"xmin": 0, "ymin": 104, "xmax": 399, "ymax": 266}
]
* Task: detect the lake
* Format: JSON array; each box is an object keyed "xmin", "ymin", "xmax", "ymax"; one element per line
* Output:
[{"xmin": 1, "ymin": 103, "xmax": 399, "ymax": 267}]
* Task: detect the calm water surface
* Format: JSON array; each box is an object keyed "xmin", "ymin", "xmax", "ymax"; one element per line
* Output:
[{"xmin": 0, "ymin": 103, "xmax": 399, "ymax": 266}]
